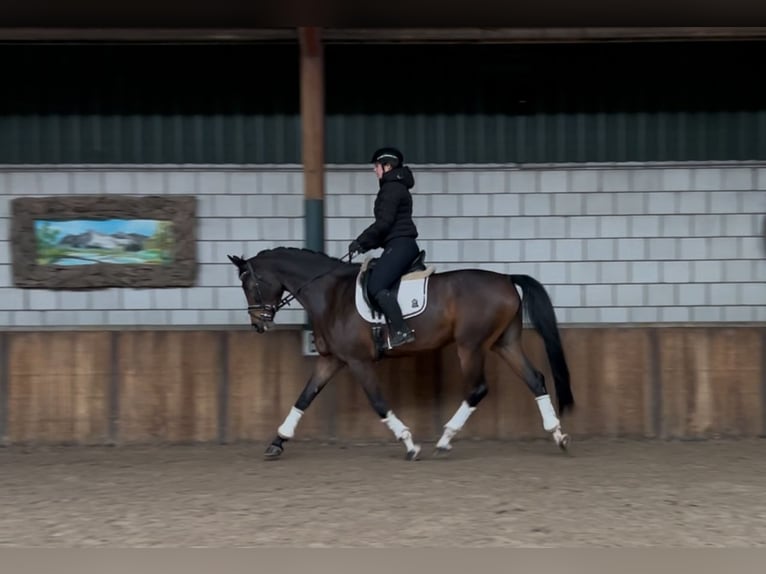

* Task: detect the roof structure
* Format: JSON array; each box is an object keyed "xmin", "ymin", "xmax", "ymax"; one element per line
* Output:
[{"xmin": 2, "ymin": 0, "xmax": 766, "ymax": 43}]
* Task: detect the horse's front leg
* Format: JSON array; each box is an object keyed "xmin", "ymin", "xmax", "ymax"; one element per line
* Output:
[
  {"xmin": 265, "ymin": 354, "xmax": 344, "ymax": 460},
  {"xmin": 347, "ymin": 359, "xmax": 421, "ymax": 461}
]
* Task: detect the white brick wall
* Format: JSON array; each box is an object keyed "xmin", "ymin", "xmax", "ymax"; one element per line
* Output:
[
  {"xmin": 0, "ymin": 167, "xmax": 308, "ymax": 328},
  {"xmin": 1, "ymin": 163, "xmax": 765, "ymax": 328}
]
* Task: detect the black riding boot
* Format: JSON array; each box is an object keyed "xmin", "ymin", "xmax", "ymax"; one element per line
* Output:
[{"xmin": 374, "ymin": 289, "xmax": 416, "ymax": 348}]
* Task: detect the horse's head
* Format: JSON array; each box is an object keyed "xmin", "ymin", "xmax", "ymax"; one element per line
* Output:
[{"xmin": 227, "ymin": 254, "xmax": 285, "ymax": 333}]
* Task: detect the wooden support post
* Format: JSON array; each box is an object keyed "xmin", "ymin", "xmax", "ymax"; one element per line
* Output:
[
  {"xmin": 0, "ymin": 333, "xmax": 7, "ymax": 445},
  {"xmin": 299, "ymin": 26, "xmax": 325, "ymax": 357},
  {"xmin": 299, "ymin": 26, "xmax": 325, "ymax": 256}
]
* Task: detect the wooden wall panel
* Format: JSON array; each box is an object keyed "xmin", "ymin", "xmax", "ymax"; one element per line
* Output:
[
  {"xmin": 561, "ymin": 328, "xmax": 653, "ymax": 438},
  {"xmin": 597, "ymin": 328, "xmax": 653, "ymax": 437},
  {"xmin": 7, "ymin": 332, "xmax": 109, "ymax": 444},
  {"xmin": 562, "ymin": 328, "xmax": 654, "ymax": 437},
  {"xmin": 707, "ymin": 328, "xmax": 763, "ymax": 437},
  {"xmin": 555, "ymin": 328, "xmax": 598, "ymax": 437},
  {"xmin": 659, "ymin": 327, "xmax": 710, "ymax": 438},
  {"xmin": 659, "ymin": 327, "xmax": 764, "ymax": 438},
  {"xmin": 2, "ymin": 326, "xmax": 763, "ymax": 445},
  {"xmin": 117, "ymin": 331, "xmax": 219, "ymax": 443}
]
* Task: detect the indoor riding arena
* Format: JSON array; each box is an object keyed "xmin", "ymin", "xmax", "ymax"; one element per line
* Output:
[{"xmin": 1, "ymin": 17, "xmax": 766, "ymax": 548}]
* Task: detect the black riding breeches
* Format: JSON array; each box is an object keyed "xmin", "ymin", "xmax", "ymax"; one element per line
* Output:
[{"xmin": 366, "ymin": 237, "xmax": 420, "ymax": 298}]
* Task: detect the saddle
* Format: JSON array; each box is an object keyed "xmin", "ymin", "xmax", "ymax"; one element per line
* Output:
[{"xmin": 355, "ymin": 249, "xmax": 435, "ymax": 325}]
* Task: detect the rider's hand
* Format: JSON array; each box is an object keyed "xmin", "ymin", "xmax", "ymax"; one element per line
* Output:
[{"xmin": 348, "ymin": 240, "xmax": 362, "ymax": 255}]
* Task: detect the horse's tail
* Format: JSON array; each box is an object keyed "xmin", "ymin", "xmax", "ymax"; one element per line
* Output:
[{"xmin": 509, "ymin": 274, "xmax": 574, "ymax": 416}]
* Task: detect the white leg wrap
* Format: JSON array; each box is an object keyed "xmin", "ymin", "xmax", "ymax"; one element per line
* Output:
[
  {"xmin": 436, "ymin": 400, "xmax": 476, "ymax": 449},
  {"xmin": 277, "ymin": 406, "xmax": 304, "ymax": 439},
  {"xmin": 535, "ymin": 394, "xmax": 560, "ymax": 432},
  {"xmin": 436, "ymin": 427, "xmax": 455, "ymax": 449},
  {"xmin": 401, "ymin": 433, "xmax": 417, "ymax": 453},
  {"xmin": 382, "ymin": 411, "xmax": 410, "ymax": 441},
  {"xmin": 382, "ymin": 410, "xmax": 419, "ymax": 454},
  {"xmin": 445, "ymin": 400, "xmax": 476, "ymax": 431}
]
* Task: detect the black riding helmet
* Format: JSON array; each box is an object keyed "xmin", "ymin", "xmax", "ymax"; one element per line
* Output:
[{"xmin": 370, "ymin": 147, "xmax": 404, "ymax": 168}]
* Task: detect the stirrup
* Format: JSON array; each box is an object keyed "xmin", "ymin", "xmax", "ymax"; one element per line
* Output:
[{"xmin": 389, "ymin": 327, "xmax": 416, "ymax": 348}]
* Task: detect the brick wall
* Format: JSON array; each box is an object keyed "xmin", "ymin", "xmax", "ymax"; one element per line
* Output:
[{"xmin": 1, "ymin": 163, "xmax": 765, "ymax": 328}]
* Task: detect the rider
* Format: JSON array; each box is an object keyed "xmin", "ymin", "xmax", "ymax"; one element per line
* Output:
[{"xmin": 348, "ymin": 147, "xmax": 420, "ymax": 348}]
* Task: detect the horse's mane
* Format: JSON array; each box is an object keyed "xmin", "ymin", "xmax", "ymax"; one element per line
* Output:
[{"xmin": 253, "ymin": 246, "xmax": 361, "ymax": 276}]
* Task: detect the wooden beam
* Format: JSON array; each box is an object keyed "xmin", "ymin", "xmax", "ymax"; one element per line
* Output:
[
  {"xmin": 0, "ymin": 27, "xmax": 297, "ymax": 42},
  {"xmin": 299, "ymin": 26, "xmax": 325, "ymax": 248},
  {"xmin": 298, "ymin": 27, "xmax": 325, "ymax": 348},
  {"xmin": 318, "ymin": 27, "xmax": 766, "ymax": 44},
  {"xmin": 2, "ymin": 27, "xmax": 766, "ymax": 44}
]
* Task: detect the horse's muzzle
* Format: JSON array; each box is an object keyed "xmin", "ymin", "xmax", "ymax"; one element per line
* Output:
[{"xmin": 247, "ymin": 304, "xmax": 275, "ymax": 334}]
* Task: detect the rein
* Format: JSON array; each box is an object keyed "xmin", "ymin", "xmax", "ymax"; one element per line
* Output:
[{"xmin": 240, "ymin": 250, "xmax": 357, "ymax": 322}]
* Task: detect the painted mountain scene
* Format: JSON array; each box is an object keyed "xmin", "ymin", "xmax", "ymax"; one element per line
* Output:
[{"xmin": 34, "ymin": 219, "xmax": 174, "ymax": 265}]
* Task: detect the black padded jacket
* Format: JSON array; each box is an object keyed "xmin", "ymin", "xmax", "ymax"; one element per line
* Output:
[{"xmin": 354, "ymin": 166, "xmax": 419, "ymax": 251}]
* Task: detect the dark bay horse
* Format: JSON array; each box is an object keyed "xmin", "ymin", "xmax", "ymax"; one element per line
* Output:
[{"xmin": 227, "ymin": 247, "xmax": 574, "ymax": 461}]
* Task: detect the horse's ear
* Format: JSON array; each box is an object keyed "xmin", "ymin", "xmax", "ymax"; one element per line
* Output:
[{"xmin": 227, "ymin": 254, "xmax": 243, "ymax": 267}]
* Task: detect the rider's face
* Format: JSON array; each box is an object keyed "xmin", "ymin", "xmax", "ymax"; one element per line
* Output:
[{"xmin": 373, "ymin": 163, "xmax": 391, "ymax": 179}]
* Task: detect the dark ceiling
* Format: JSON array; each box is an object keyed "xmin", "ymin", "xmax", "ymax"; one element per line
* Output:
[{"xmin": 2, "ymin": 0, "xmax": 766, "ymax": 32}]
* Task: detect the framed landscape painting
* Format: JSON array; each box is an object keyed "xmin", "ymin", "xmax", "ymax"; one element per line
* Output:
[{"xmin": 11, "ymin": 195, "xmax": 197, "ymax": 289}]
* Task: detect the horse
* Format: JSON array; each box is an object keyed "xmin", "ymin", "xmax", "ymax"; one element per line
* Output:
[{"xmin": 227, "ymin": 246, "xmax": 575, "ymax": 461}]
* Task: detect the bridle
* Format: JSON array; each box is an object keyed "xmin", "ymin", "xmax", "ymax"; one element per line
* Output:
[
  {"xmin": 239, "ymin": 260, "xmax": 283, "ymax": 323},
  {"xmin": 239, "ymin": 251, "xmax": 356, "ymax": 324}
]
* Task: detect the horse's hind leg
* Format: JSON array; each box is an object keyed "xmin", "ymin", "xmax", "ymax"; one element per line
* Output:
[
  {"xmin": 434, "ymin": 345, "xmax": 489, "ymax": 454},
  {"xmin": 347, "ymin": 358, "xmax": 421, "ymax": 461},
  {"xmin": 494, "ymin": 324, "xmax": 570, "ymax": 450},
  {"xmin": 264, "ymin": 354, "xmax": 344, "ymax": 460}
]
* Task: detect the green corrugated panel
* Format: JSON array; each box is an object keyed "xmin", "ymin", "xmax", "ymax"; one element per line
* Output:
[
  {"xmin": 0, "ymin": 43, "xmax": 301, "ymax": 164},
  {"xmin": 323, "ymin": 41, "xmax": 766, "ymax": 164},
  {"xmin": 1, "ymin": 41, "xmax": 764, "ymax": 165}
]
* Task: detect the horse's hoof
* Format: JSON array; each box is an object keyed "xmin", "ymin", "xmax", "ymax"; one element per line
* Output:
[
  {"xmin": 405, "ymin": 445, "xmax": 421, "ymax": 461},
  {"xmin": 433, "ymin": 446, "xmax": 451, "ymax": 458},
  {"xmin": 264, "ymin": 444, "xmax": 284, "ymax": 460},
  {"xmin": 557, "ymin": 433, "xmax": 571, "ymax": 452}
]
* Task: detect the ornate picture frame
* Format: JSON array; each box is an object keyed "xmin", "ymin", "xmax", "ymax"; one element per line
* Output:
[{"xmin": 10, "ymin": 195, "xmax": 197, "ymax": 289}]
